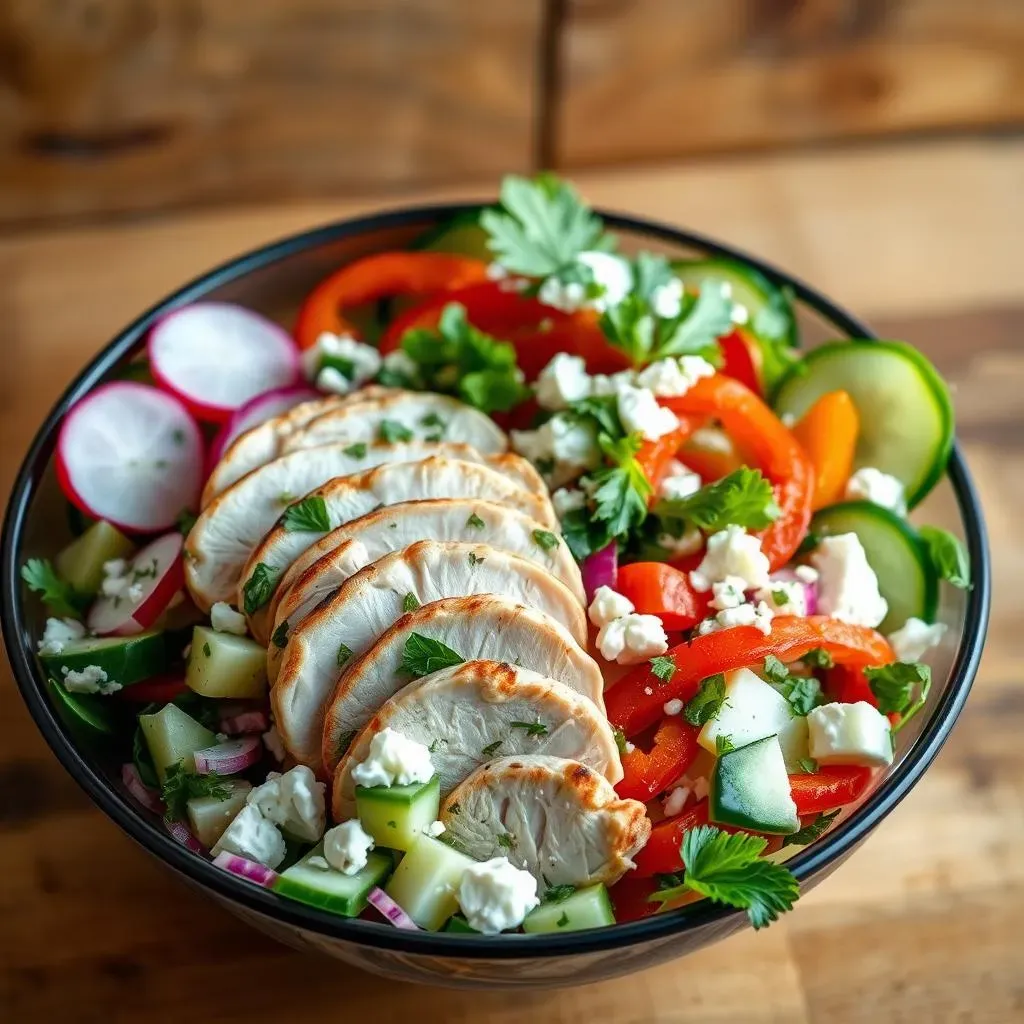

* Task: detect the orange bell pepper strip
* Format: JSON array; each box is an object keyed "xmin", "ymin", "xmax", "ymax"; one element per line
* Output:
[
  {"xmin": 791, "ymin": 390, "xmax": 860, "ymax": 510},
  {"xmin": 294, "ymin": 252, "xmax": 489, "ymax": 349},
  {"xmin": 676, "ymin": 427, "xmax": 744, "ymax": 482},
  {"xmin": 789, "ymin": 766, "xmax": 875, "ymax": 815},
  {"xmin": 616, "ymin": 717, "xmax": 702, "ymax": 803},
  {"xmin": 606, "ymin": 616, "xmax": 895, "ymax": 737},
  {"xmin": 662, "ymin": 375, "xmax": 814, "ymax": 570},
  {"xmin": 635, "ymin": 422, "xmax": 701, "ymax": 497},
  {"xmin": 616, "ymin": 562, "xmax": 710, "ymax": 631}
]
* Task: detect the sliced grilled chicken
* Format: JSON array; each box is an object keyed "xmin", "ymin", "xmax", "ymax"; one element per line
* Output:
[
  {"xmin": 281, "ymin": 391, "xmax": 507, "ymax": 456},
  {"xmin": 332, "ymin": 661, "xmax": 622, "ymax": 820},
  {"xmin": 440, "ymin": 755, "xmax": 650, "ymax": 888},
  {"xmin": 237, "ymin": 458, "xmax": 559, "ymax": 624},
  {"xmin": 272, "ymin": 541, "xmax": 588, "ymax": 771},
  {"xmin": 322, "ymin": 595, "xmax": 604, "ymax": 773},
  {"xmin": 263, "ymin": 499, "xmax": 583, "ymax": 653},
  {"xmin": 185, "ymin": 446, "xmax": 543, "ymax": 612}
]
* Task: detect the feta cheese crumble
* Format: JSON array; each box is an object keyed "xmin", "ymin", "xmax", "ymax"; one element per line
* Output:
[
  {"xmin": 710, "ymin": 575, "xmax": 748, "ymax": 611},
  {"xmin": 456, "ymin": 857, "xmax": 540, "ymax": 935},
  {"xmin": 807, "ymin": 701, "xmax": 893, "ymax": 768},
  {"xmin": 887, "ymin": 616, "xmax": 947, "ymax": 662},
  {"xmin": 588, "ymin": 585, "xmax": 635, "ymax": 628},
  {"xmin": 635, "ymin": 355, "xmax": 715, "ymax": 398},
  {"xmin": 247, "ymin": 765, "xmax": 326, "ymax": 843},
  {"xmin": 551, "ymin": 486, "xmax": 587, "ymax": 518},
  {"xmin": 690, "ymin": 525, "xmax": 771, "ymax": 593},
  {"xmin": 663, "ymin": 698, "xmax": 684, "ymax": 717},
  {"xmin": 61, "ymin": 664, "xmax": 122, "ymax": 694},
  {"xmin": 535, "ymin": 353, "xmax": 593, "ymax": 411},
  {"xmin": 425, "ymin": 819, "xmax": 446, "ymax": 838},
  {"xmin": 650, "ymin": 277, "xmax": 684, "ymax": 319},
  {"xmin": 350, "ymin": 727, "xmax": 435, "ymax": 789},
  {"xmin": 616, "ymin": 384, "xmax": 680, "ymax": 441},
  {"xmin": 37, "ymin": 617, "xmax": 86, "ymax": 656},
  {"xmin": 262, "ymin": 725, "xmax": 286, "ymax": 763},
  {"xmin": 697, "ymin": 600, "xmax": 775, "ymax": 637},
  {"xmin": 596, "ymin": 613, "xmax": 669, "ymax": 664},
  {"xmin": 511, "ymin": 414, "xmax": 601, "ymax": 486},
  {"xmin": 210, "ymin": 602, "xmax": 248, "ymax": 636},
  {"xmin": 811, "ymin": 533, "xmax": 888, "ymax": 628},
  {"xmin": 212, "ymin": 803, "xmax": 287, "ymax": 869},
  {"xmin": 658, "ymin": 524, "xmax": 703, "ymax": 557},
  {"xmin": 304, "ymin": 332, "xmax": 382, "ymax": 392},
  {"xmin": 323, "ymin": 819, "xmax": 375, "ymax": 875},
  {"xmin": 380, "ymin": 349, "xmax": 420, "ymax": 383},
  {"xmin": 659, "ymin": 460, "xmax": 702, "ymax": 501},
  {"xmin": 662, "ymin": 785, "xmax": 690, "ymax": 817},
  {"xmin": 844, "ymin": 467, "xmax": 907, "ymax": 515},
  {"xmin": 754, "ymin": 579, "xmax": 809, "ymax": 616}
]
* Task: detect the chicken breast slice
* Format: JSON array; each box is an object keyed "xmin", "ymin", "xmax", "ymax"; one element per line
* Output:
[
  {"xmin": 322, "ymin": 595, "xmax": 604, "ymax": 773},
  {"xmin": 186, "ymin": 446, "xmax": 543, "ymax": 612},
  {"xmin": 441, "ymin": 755, "xmax": 650, "ymax": 888},
  {"xmin": 264, "ymin": 498, "xmax": 583, "ymax": 654},
  {"xmin": 282, "ymin": 391, "xmax": 507, "ymax": 456},
  {"xmin": 272, "ymin": 541, "xmax": 588, "ymax": 772},
  {"xmin": 237, "ymin": 458, "xmax": 559, "ymax": 625},
  {"xmin": 332, "ymin": 661, "xmax": 622, "ymax": 820}
]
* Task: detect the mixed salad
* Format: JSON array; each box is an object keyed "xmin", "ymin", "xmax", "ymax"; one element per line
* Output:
[{"xmin": 21, "ymin": 175, "xmax": 971, "ymax": 937}]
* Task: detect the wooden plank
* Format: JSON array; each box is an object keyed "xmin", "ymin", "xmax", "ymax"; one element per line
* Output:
[
  {"xmin": 558, "ymin": 0, "xmax": 1024, "ymax": 167},
  {"xmin": 0, "ymin": 0, "xmax": 542, "ymax": 228}
]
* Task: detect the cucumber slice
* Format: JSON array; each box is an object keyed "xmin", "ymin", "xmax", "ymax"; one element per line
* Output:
[
  {"xmin": 186, "ymin": 626, "xmax": 267, "ymax": 699},
  {"xmin": 356, "ymin": 775, "xmax": 441, "ymax": 853},
  {"xmin": 412, "ymin": 210, "xmax": 491, "ymax": 260},
  {"xmin": 710, "ymin": 735, "xmax": 800, "ymax": 835},
  {"xmin": 385, "ymin": 833, "xmax": 476, "ymax": 931},
  {"xmin": 38, "ymin": 630, "xmax": 167, "ymax": 689},
  {"xmin": 275, "ymin": 845, "xmax": 393, "ymax": 918},
  {"xmin": 187, "ymin": 780, "xmax": 251, "ymax": 847},
  {"xmin": 698, "ymin": 668, "xmax": 796, "ymax": 755},
  {"xmin": 522, "ymin": 885, "xmax": 615, "ymax": 934},
  {"xmin": 55, "ymin": 520, "xmax": 135, "ymax": 596},
  {"xmin": 812, "ymin": 500, "xmax": 938, "ymax": 633},
  {"xmin": 48, "ymin": 678, "xmax": 117, "ymax": 736},
  {"xmin": 774, "ymin": 340, "xmax": 954, "ymax": 507},
  {"xmin": 443, "ymin": 914, "xmax": 479, "ymax": 934},
  {"xmin": 138, "ymin": 703, "xmax": 217, "ymax": 782}
]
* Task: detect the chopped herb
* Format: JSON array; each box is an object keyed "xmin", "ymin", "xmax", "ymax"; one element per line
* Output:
[
  {"xmin": 496, "ymin": 831, "xmax": 516, "ymax": 850},
  {"xmin": 796, "ymin": 532, "xmax": 821, "ymax": 556},
  {"xmin": 20, "ymin": 559, "xmax": 87, "ymax": 619},
  {"xmin": 865, "ymin": 661, "xmax": 931, "ymax": 730},
  {"xmin": 172, "ymin": 429, "xmax": 186, "ymax": 445},
  {"xmin": 387, "ymin": 820, "xmax": 397, "ymax": 829},
  {"xmin": 270, "ymin": 620, "xmax": 289, "ymax": 649},
  {"xmin": 202, "ymin": 642, "xmax": 212, "ymax": 658},
  {"xmin": 532, "ymin": 529, "xmax": 560, "ymax": 552},
  {"xmin": 612, "ymin": 726, "xmax": 628, "ymax": 757},
  {"xmin": 278, "ymin": 491, "xmax": 296, "ymax": 506},
  {"xmin": 161, "ymin": 762, "xmax": 230, "ymax": 822},
  {"xmin": 402, "ymin": 592, "xmax": 421, "ymax": 612},
  {"xmin": 401, "ymin": 633, "xmax": 465, "ymax": 678},
  {"xmin": 337, "ymin": 642, "xmax": 354, "ymax": 668},
  {"xmin": 649, "ymin": 655, "xmax": 677, "ymax": 684},
  {"xmin": 684, "ymin": 673, "xmax": 728, "ymax": 727},
  {"xmin": 510, "ymin": 720, "xmax": 549, "ymax": 737},
  {"xmin": 918, "ymin": 526, "xmax": 971, "ymax": 589},
  {"xmin": 466, "ymin": 512, "xmax": 486, "ymax": 530},
  {"xmin": 467, "ymin": 552, "xmax": 485, "ymax": 567},
  {"xmin": 763, "ymin": 655, "xmax": 790, "ymax": 684},
  {"xmin": 655, "ymin": 467, "xmax": 780, "ymax": 535},
  {"xmin": 802, "ymin": 647, "xmax": 834, "ymax": 669},
  {"xmin": 420, "ymin": 411, "xmax": 447, "ymax": 430},
  {"xmin": 543, "ymin": 884, "xmax": 576, "ymax": 904},
  {"xmin": 556, "ymin": 912, "xmax": 570, "ymax": 928},
  {"xmin": 378, "ymin": 419, "xmax": 414, "ymax": 443},
  {"xmin": 336, "ymin": 730, "xmax": 356, "ymax": 757},
  {"xmin": 176, "ymin": 509, "xmax": 198, "ymax": 535},
  {"xmin": 448, "ymin": 802, "xmax": 461, "ymax": 816},
  {"xmin": 779, "ymin": 676, "xmax": 823, "ymax": 717},
  {"xmin": 481, "ymin": 739, "xmax": 503, "ymax": 757},
  {"xmin": 428, "ymin": 738, "xmax": 447, "ymax": 754},
  {"xmin": 281, "ymin": 496, "xmax": 331, "ymax": 533},
  {"xmin": 715, "ymin": 734, "xmax": 735, "ymax": 756},
  {"xmin": 535, "ymin": 456, "xmax": 555, "ymax": 477},
  {"xmin": 587, "ymin": 431, "xmax": 653, "ymax": 545},
  {"xmin": 343, "ymin": 442, "xmax": 368, "ymax": 458},
  {"xmin": 798, "ymin": 757, "xmax": 819, "ymax": 774},
  {"xmin": 771, "ymin": 589, "xmax": 790, "ymax": 605},
  {"xmin": 782, "ymin": 809, "xmax": 841, "ymax": 848}
]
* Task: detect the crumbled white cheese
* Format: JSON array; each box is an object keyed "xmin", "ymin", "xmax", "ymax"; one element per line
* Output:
[
  {"xmin": 380, "ymin": 349, "xmax": 420, "ymax": 384},
  {"xmin": 698, "ymin": 600, "xmax": 775, "ymax": 636},
  {"xmin": 596, "ymin": 613, "xmax": 669, "ymax": 664},
  {"xmin": 731, "ymin": 303, "xmax": 750, "ymax": 325},
  {"xmin": 659, "ymin": 461, "xmax": 702, "ymax": 501},
  {"xmin": 887, "ymin": 616, "xmax": 947, "ymax": 662},
  {"xmin": 511, "ymin": 414, "xmax": 601, "ymax": 486},
  {"xmin": 663, "ymin": 698, "xmax": 684, "ymax": 717},
  {"xmin": 812, "ymin": 533, "xmax": 888, "ymax": 628},
  {"xmin": 807, "ymin": 701, "xmax": 893, "ymax": 768},
  {"xmin": 690, "ymin": 525, "xmax": 771, "ymax": 593},
  {"xmin": 651, "ymin": 277, "xmax": 684, "ymax": 319},
  {"xmin": 247, "ymin": 765, "xmax": 326, "ymax": 843},
  {"xmin": 662, "ymin": 786, "xmax": 690, "ymax": 817},
  {"xmin": 212, "ymin": 803, "xmax": 287, "ymax": 869},
  {"xmin": 538, "ymin": 277, "xmax": 587, "ymax": 313},
  {"xmin": 262, "ymin": 726, "xmax": 286, "ymax": 763},
  {"xmin": 589, "ymin": 371, "xmax": 636, "ymax": 398},
  {"xmin": 616, "ymin": 384, "xmax": 680, "ymax": 441},
  {"xmin": 588, "ymin": 585, "xmax": 635, "ymax": 628},
  {"xmin": 551, "ymin": 487, "xmax": 587, "ymax": 518},
  {"xmin": 210, "ymin": 602, "xmax": 248, "ymax": 636},
  {"xmin": 61, "ymin": 664, "xmax": 121, "ymax": 695},
  {"xmin": 323, "ymin": 819, "xmax": 375, "ymax": 875},
  {"xmin": 845, "ymin": 467, "xmax": 907, "ymax": 516},
  {"xmin": 535, "ymin": 353, "xmax": 593, "ymax": 411},
  {"xmin": 755, "ymin": 579, "xmax": 809, "ymax": 616},
  {"xmin": 100, "ymin": 558, "xmax": 131, "ymax": 600},
  {"xmin": 578, "ymin": 251, "xmax": 633, "ymax": 312},
  {"xmin": 635, "ymin": 356, "xmax": 715, "ymax": 398},
  {"xmin": 37, "ymin": 617, "xmax": 86, "ymax": 656},
  {"xmin": 351, "ymin": 727, "xmax": 435, "ymax": 789},
  {"xmin": 425, "ymin": 819, "xmax": 446, "ymax": 838},
  {"xmin": 795, "ymin": 565, "xmax": 820, "ymax": 584},
  {"xmin": 304, "ymin": 332, "xmax": 382, "ymax": 388},
  {"xmin": 710, "ymin": 575, "xmax": 748, "ymax": 611},
  {"xmin": 316, "ymin": 367, "xmax": 354, "ymax": 395},
  {"xmin": 457, "ymin": 857, "xmax": 540, "ymax": 935},
  {"xmin": 658, "ymin": 525, "xmax": 704, "ymax": 557}
]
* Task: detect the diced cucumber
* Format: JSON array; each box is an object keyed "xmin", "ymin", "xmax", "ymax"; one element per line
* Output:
[
  {"xmin": 55, "ymin": 520, "xmax": 135, "ymax": 596},
  {"xmin": 710, "ymin": 735, "xmax": 800, "ymax": 835},
  {"xmin": 38, "ymin": 630, "xmax": 167, "ymax": 689},
  {"xmin": 138, "ymin": 703, "xmax": 217, "ymax": 783},
  {"xmin": 49, "ymin": 678, "xmax": 117, "ymax": 736},
  {"xmin": 522, "ymin": 885, "xmax": 615, "ymax": 934},
  {"xmin": 443, "ymin": 914, "xmax": 479, "ymax": 934},
  {"xmin": 698, "ymin": 668, "xmax": 795, "ymax": 755},
  {"xmin": 356, "ymin": 775, "xmax": 440, "ymax": 853},
  {"xmin": 812, "ymin": 500, "xmax": 938, "ymax": 633},
  {"xmin": 774, "ymin": 340, "xmax": 954, "ymax": 507},
  {"xmin": 186, "ymin": 626, "xmax": 267, "ymax": 699},
  {"xmin": 187, "ymin": 780, "xmax": 251, "ymax": 847},
  {"xmin": 385, "ymin": 833, "xmax": 476, "ymax": 931},
  {"xmin": 412, "ymin": 210, "xmax": 491, "ymax": 260},
  {"xmin": 275, "ymin": 845, "xmax": 393, "ymax": 918},
  {"xmin": 777, "ymin": 714, "xmax": 810, "ymax": 773}
]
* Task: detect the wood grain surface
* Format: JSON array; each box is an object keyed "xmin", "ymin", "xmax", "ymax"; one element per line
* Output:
[{"xmin": 1, "ymin": 137, "xmax": 1022, "ymax": 1021}]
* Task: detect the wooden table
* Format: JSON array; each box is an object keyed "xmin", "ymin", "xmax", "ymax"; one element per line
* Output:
[{"xmin": 1, "ymin": 137, "xmax": 1022, "ymax": 1022}]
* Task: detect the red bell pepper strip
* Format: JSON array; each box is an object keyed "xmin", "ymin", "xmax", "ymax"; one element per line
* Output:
[
  {"xmin": 636, "ymin": 422, "xmax": 701, "ymax": 497},
  {"xmin": 677, "ymin": 427, "xmax": 744, "ymax": 482},
  {"xmin": 828, "ymin": 664, "xmax": 878, "ymax": 708},
  {"xmin": 789, "ymin": 766, "xmax": 875, "ymax": 815},
  {"xmin": 294, "ymin": 252, "xmax": 489, "ymax": 349},
  {"xmin": 616, "ymin": 717, "xmax": 702, "ymax": 802},
  {"xmin": 606, "ymin": 616, "xmax": 895, "ymax": 737},
  {"xmin": 609, "ymin": 875, "xmax": 663, "ymax": 921},
  {"xmin": 633, "ymin": 803, "xmax": 709, "ymax": 877},
  {"xmin": 616, "ymin": 562, "xmax": 710, "ymax": 631},
  {"xmin": 116, "ymin": 674, "xmax": 188, "ymax": 704},
  {"xmin": 662, "ymin": 375, "xmax": 814, "ymax": 570},
  {"xmin": 719, "ymin": 329, "xmax": 763, "ymax": 395}
]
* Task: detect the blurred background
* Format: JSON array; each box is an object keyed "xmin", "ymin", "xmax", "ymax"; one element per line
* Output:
[{"xmin": 1, "ymin": 2, "xmax": 1022, "ymax": 1022}]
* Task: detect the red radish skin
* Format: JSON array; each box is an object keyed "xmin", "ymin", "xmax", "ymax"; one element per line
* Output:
[
  {"xmin": 149, "ymin": 303, "xmax": 301, "ymax": 424},
  {"xmin": 57, "ymin": 382, "xmax": 204, "ymax": 534},
  {"xmin": 87, "ymin": 533, "xmax": 184, "ymax": 636}
]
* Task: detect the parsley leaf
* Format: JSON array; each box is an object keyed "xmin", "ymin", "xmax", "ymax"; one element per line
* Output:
[
  {"xmin": 510, "ymin": 720, "xmax": 549, "ymax": 737},
  {"xmin": 918, "ymin": 526, "xmax": 971, "ymax": 589},
  {"xmin": 532, "ymin": 529, "xmax": 560, "ymax": 552},
  {"xmin": 655, "ymin": 282, "xmax": 735, "ymax": 360},
  {"xmin": 281, "ymin": 496, "xmax": 330, "ymax": 533},
  {"xmin": 650, "ymin": 655, "xmax": 677, "ymax": 684},
  {"xmin": 337, "ymin": 642, "xmax": 354, "ymax": 668},
  {"xmin": 401, "ymin": 633, "xmax": 464, "ymax": 678},
  {"xmin": 481, "ymin": 739, "xmax": 503, "ymax": 757},
  {"xmin": 543, "ymin": 884, "xmax": 576, "ymax": 904},
  {"xmin": 467, "ymin": 552, "xmax": 485, "ymax": 567},
  {"xmin": 684, "ymin": 673, "xmax": 728, "ymax": 727},
  {"xmin": 343, "ymin": 442, "xmax": 368, "ymax": 458},
  {"xmin": 402, "ymin": 592, "xmax": 421, "ymax": 612},
  {"xmin": 587, "ymin": 431, "xmax": 653, "ymax": 542},
  {"xmin": 161, "ymin": 762, "xmax": 230, "ymax": 822},
  {"xmin": 802, "ymin": 647, "xmax": 834, "ymax": 669},
  {"xmin": 782, "ymin": 809, "xmax": 840, "ymax": 848},
  {"xmin": 496, "ymin": 831, "xmax": 516, "ymax": 850},
  {"xmin": 612, "ymin": 726, "xmax": 628, "ymax": 757},
  {"xmin": 865, "ymin": 661, "xmax": 931, "ymax": 731},
  {"xmin": 20, "ymin": 559, "xmax": 87, "ymax": 619},
  {"xmin": 242, "ymin": 562, "xmax": 279, "ymax": 615},
  {"xmin": 378, "ymin": 419, "xmax": 414, "ymax": 443},
  {"xmin": 762, "ymin": 655, "xmax": 790, "ymax": 685},
  {"xmin": 798, "ymin": 757, "xmax": 819, "ymax": 774},
  {"xmin": 270, "ymin": 620, "xmax": 289, "ymax": 649},
  {"xmin": 466, "ymin": 512, "xmax": 486, "ymax": 530},
  {"xmin": 655, "ymin": 467, "xmax": 779, "ymax": 534},
  {"xmin": 176, "ymin": 509, "xmax": 198, "ymax": 535},
  {"xmin": 715, "ymin": 734, "xmax": 735, "ymax": 756},
  {"xmin": 556, "ymin": 911, "xmax": 570, "ymax": 927},
  {"xmin": 776, "ymin": 676, "xmax": 823, "ymax": 717}
]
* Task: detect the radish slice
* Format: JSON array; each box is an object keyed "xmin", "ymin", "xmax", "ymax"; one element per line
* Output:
[
  {"xmin": 207, "ymin": 385, "xmax": 320, "ymax": 470},
  {"xmin": 149, "ymin": 303, "xmax": 300, "ymax": 424},
  {"xmin": 367, "ymin": 887, "xmax": 421, "ymax": 930},
  {"xmin": 219, "ymin": 708, "xmax": 271, "ymax": 736},
  {"xmin": 56, "ymin": 382, "xmax": 204, "ymax": 533},
  {"xmin": 165, "ymin": 819, "xmax": 204, "ymax": 853},
  {"xmin": 193, "ymin": 736, "xmax": 263, "ymax": 775},
  {"xmin": 121, "ymin": 763, "xmax": 164, "ymax": 813},
  {"xmin": 213, "ymin": 851, "xmax": 279, "ymax": 887},
  {"xmin": 87, "ymin": 532, "xmax": 184, "ymax": 636}
]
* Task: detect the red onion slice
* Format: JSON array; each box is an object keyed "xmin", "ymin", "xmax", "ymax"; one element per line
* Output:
[
  {"xmin": 367, "ymin": 887, "xmax": 421, "ymax": 930},
  {"xmin": 219, "ymin": 709, "xmax": 271, "ymax": 736},
  {"xmin": 193, "ymin": 736, "xmax": 263, "ymax": 775},
  {"xmin": 121, "ymin": 763, "xmax": 164, "ymax": 813},
  {"xmin": 213, "ymin": 851, "xmax": 279, "ymax": 888},
  {"xmin": 581, "ymin": 542, "xmax": 618, "ymax": 602},
  {"xmin": 165, "ymin": 819, "xmax": 204, "ymax": 853}
]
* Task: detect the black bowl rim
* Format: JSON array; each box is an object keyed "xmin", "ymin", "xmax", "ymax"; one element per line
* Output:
[{"xmin": 1, "ymin": 201, "xmax": 991, "ymax": 958}]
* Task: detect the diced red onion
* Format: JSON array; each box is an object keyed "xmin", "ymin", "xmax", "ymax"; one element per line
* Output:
[
  {"xmin": 213, "ymin": 851, "xmax": 279, "ymax": 888},
  {"xmin": 219, "ymin": 709, "xmax": 271, "ymax": 736},
  {"xmin": 769, "ymin": 569, "xmax": 818, "ymax": 616},
  {"xmin": 165, "ymin": 819, "xmax": 204, "ymax": 853},
  {"xmin": 121, "ymin": 762, "xmax": 164, "ymax": 813},
  {"xmin": 581, "ymin": 542, "xmax": 618, "ymax": 602},
  {"xmin": 193, "ymin": 736, "xmax": 263, "ymax": 775},
  {"xmin": 367, "ymin": 886, "xmax": 421, "ymax": 930}
]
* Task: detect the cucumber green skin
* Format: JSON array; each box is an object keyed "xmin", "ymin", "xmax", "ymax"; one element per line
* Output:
[
  {"xmin": 356, "ymin": 775, "xmax": 441, "ymax": 852},
  {"xmin": 773, "ymin": 339, "xmax": 955, "ymax": 508},
  {"xmin": 411, "ymin": 209, "xmax": 493, "ymax": 260},
  {"xmin": 812, "ymin": 500, "xmax": 938, "ymax": 633},
  {"xmin": 522, "ymin": 885, "xmax": 616, "ymax": 933},
  {"xmin": 710, "ymin": 736, "xmax": 800, "ymax": 835},
  {"xmin": 443, "ymin": 915, "xmax": 480, "ymax": 934},
  {"xmin": 39, "ymin": 630, "xmax": 168, "ymax": 688},
  {"xmin": 48, "ymin": 678, "xmax": 117, "ymax": 736},
  {"xmin": 275, "ymin": 850, "xmax": 393, "ymax": 918}
]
